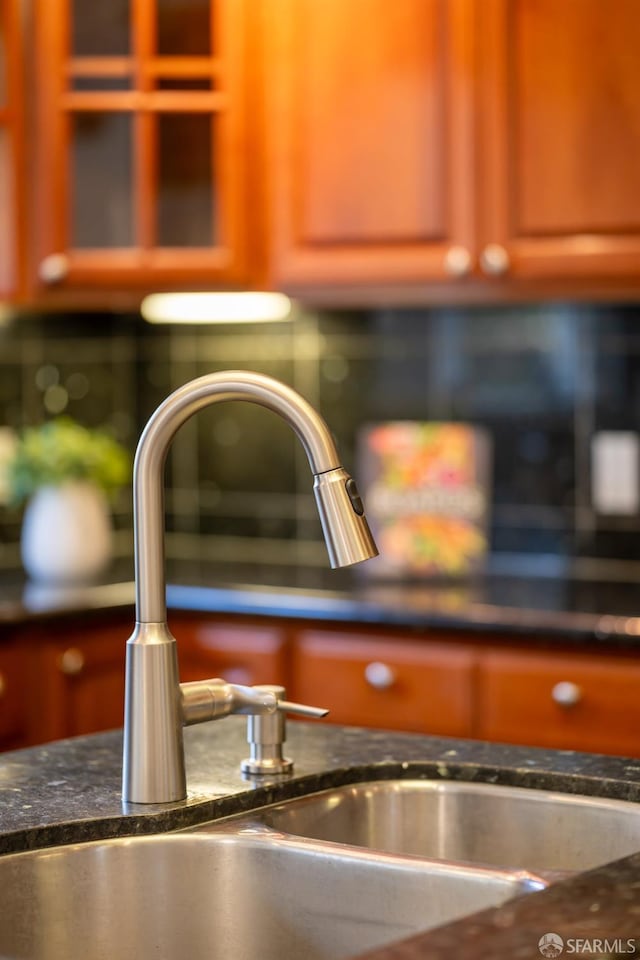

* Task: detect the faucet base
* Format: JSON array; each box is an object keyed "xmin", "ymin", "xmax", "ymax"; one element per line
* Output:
[
  {"xmin": 241, "ymin": 756, "xmax": 294, "ymax": 776},
  {"xmin": 122, "ymin": 623, "xmax": 186, "ymax": 804}
]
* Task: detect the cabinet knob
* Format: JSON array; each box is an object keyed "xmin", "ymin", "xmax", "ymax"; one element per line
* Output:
[
  {"xmin": 58, "ymin": 648, "xmax": 85, "ymax": 676},
  {"xmin": 0, "ymin": 672, "xmax": 6, "ymax": 698},
  {"xmin": 364, "ymin": 661, "xmax": 396, "ymax": 690},
  {"xmin": 552, "ymin": 680, "xmax": 582, "ymax": 708},
  {"xmin": 444, "ymin": 245, "xmax": 472, "ymax": 278},
  {"xmin": 479, "ymin": 243, "xmax": 510, "ymax": 276},
  {"xmin": 39, "ymin": 254, "xmax": 70, "ymax": 284}
]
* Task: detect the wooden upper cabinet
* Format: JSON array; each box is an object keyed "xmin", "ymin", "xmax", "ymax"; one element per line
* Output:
[
  {"xmin": 32, "ymin": 0, "xmax": 252, "ymax": 292},
  {"xmin": 264, "ymin": 0, "xmax": 476, "ymax": 288},
  {"xmin": 264, "ymin": 0, "xmax": 640, "ymax": 293},
  {"xmin": 0, "ymin": 0, "xmax": 24, "ymax": 299},
  {"xmin": 478, "ymin": 0, "xmax": 640, "ymax": 281}
]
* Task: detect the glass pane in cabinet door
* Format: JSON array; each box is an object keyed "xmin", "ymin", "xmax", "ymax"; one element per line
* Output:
[
  {"xmin": 72, "ymin": 0, "xmax": 130, "ymax": 56},
  {"xmin": 156, "ymin": 0, "xmax": 211, "ymax": 56},
  {"xmin": 71, "ymin": 113, "xmax": 133, "ymax": 247},
  {"xmin": 157, "ymin": 113, "xmax": 215, "ymax": 247}
]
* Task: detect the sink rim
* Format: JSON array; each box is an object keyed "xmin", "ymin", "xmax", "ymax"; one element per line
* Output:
[{"xmin": 207, "ymin": 776, "xmax": 640, "ymax": 878}]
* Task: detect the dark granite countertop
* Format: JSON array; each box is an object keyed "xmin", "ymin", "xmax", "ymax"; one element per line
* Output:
[
  {"xmin": 2, "ymin": 724, "xmax": 640, "ymax": 959},
  {"xmin": 1, "ymin": 557, "xmax": 640, "ymax": 647}
]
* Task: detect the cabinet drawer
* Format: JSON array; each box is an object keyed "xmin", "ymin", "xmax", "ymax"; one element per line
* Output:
[
  {"xmin": 292, "ymin": 630, "xmax": 474, "ymax": 736},
  {"xmin": 170, "ymin": 616, "xmax": 288, "ymax": 687},
  {"xmin": 477, "ymin": 649, "xmax": 640, "ymax": 756}
]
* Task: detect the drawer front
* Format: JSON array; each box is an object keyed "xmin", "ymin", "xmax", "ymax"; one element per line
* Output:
[
  {"xmin": 292, "ymin": 630, "xmax": 474, "ymax": 736},
  {"xmin": 170, "ymin": 616, "xmax": 288, "ymax": 686},
  {"xmin": 477, "ymin": 648, "xmax": 640, "ymax": 756}
]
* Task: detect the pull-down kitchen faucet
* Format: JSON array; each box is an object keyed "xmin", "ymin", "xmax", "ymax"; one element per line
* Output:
[{"xmin": 122, "ymin": 370, "xmax": 378, "ymax": 804}]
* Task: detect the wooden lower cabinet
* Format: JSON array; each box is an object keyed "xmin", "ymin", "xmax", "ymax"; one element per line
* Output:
[
  {"xmin": 290, "ymin": 629, "xmax": 640, "ymax": 757},
  {"xmin": 5, "ymin": 610, "xmax": 640, "ymax": 758},
  {"xmin": 0, "ymin": 639, "xmax": 29, "ymax": 750},
  {"xmin": 18, "ymin": 613, "xmax": 287, "ymax": 746},
  {"xmin": 169, "ymin": 614, "xmax": 288, "ymax": 687},
  {"xmin": 28, "ymin": 619, "xmax": 131, "ymax": 743},
  {"xmin": 292, "ymin": 629, "xmax": 475, "ymax": 737},
  {"xmin": 476, "ymin": 647, "xmax": 640, "ymax": 757}
]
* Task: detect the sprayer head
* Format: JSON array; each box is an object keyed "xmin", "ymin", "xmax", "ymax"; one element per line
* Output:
[{"xmin": 313, "ymin": 468, "xmax": 379, "ymax": 568}]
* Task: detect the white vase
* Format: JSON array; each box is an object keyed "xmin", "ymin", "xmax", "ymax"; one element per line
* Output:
[{"xmin": 21, "ymin": 481, "xmax": 113, "ymax": 584}]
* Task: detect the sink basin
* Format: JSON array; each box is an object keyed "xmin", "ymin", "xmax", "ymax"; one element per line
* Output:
[
  {"xmin": 252, "ymin": 779, "xmax": 640, "ymax": 873},
  {"xmin": 4, "ymin": 777, "xmax": 634, "ymax": 959},
  {"xmin": 0, "ymin": 826, "xmax": 543, "ymax": 960}
]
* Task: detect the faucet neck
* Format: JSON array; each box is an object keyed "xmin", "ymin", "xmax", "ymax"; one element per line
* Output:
[{"xmin": 133, "ymin": 371, "xmax": 342, "ymax": 623}]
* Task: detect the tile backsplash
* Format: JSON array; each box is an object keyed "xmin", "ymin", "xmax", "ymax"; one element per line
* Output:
[{"xmin": 1, "ymin": 303, "xmax": 639, "ymax": 581}]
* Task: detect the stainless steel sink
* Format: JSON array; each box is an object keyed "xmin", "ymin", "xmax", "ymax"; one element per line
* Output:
[
  {"xmin": 252, "ymin": 779, "xmax": 640, "ymax": 873},
  {"xmin": 0, "ymin": 824, "xmax": 543, "ymax": 960},
  {"xmin": 3, "ymin": 777, "xmax": 637, "ymax": 960}
]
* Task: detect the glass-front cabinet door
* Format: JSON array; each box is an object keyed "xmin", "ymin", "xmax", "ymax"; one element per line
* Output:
[{"xmin": 33, "ymin": 0, "xmax": 249, "ymax": 290}]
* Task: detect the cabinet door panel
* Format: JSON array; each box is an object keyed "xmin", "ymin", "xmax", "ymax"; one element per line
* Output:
[
  {"xmin": 477, "ymin": 648, "xmax": 640, "ymax": 756},
  {"xmin": 293, "ymin": 630, "xmax": 474, "ymax": 736},
  {"xmin": 29, "ymin": 622, "xmax": 129, "ymax": 743},
  {"xmin": 480, "ymin": 0, "xmax": 640, "ymax": 279},
  {"xmin": 0, "ymin": 0, "xmax": 23, "ymax": 298},
  {"xmin": 33, "ymin": 0, "xmax": 250, "ymax": 289},
  {"xmin": 266, "ymin": 0, "xmax": 475, "ymax": 286},
  {"xmin": 0, "ymin": 642, "xmax": 28, "ymax": 748}
]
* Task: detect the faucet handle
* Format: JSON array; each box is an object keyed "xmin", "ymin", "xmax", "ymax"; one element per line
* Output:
[
  {"xmin": 241, "ymin": 685, "xmax": 329, "ymax": 777},
  {"xmin": 277, "ymin": 699, "xmax": 329, "ymax": 719},
  {"xmin": 180, "ymin": 679, "xmax": 329, "ymax": 727}
]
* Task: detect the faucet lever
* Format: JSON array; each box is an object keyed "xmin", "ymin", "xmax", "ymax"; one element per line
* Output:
[{"xmin": 277, "ymin": 700, "xmax": 329, "ymax": 719}]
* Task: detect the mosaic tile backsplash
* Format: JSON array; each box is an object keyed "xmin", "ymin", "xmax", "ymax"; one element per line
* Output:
[{"xmin": 0, "ymin": 304, "xmax": 639, "ymax": 581}]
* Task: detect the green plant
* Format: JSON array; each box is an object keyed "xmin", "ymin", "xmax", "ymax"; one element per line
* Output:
[{"xmin": 6, "ymin": 418, "xmax": 131, "ymax": 507}]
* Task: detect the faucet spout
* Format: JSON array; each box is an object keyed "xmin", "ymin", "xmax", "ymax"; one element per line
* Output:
[{"xmin": 123, "ymin": 370, "xmax": 378, "ymax": 804}]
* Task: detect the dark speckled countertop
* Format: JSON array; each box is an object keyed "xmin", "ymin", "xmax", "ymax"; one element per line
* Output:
[
  {"xmin": 2, "ymin": 724, "xmax": 640, "ymax": 959},
  {"xmin": 1, "ymin": 558, "xmax": 640, "ymax": 646}
]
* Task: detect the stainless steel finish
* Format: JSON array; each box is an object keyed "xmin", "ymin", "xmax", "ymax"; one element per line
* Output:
[
  {"xmin": 240, "ymin": 685, "xmax": 328, "ymax": 775},
  {"xmin": 256, "ymin": 779, "xmax": 640, "ymax": 873},
  {"xmin": 444, "ymin": 244, "xmax": 472, "ymax": 277},
  {"xmin": 0, "ymin": 819, "xmax": 546, "ymax": 960},
  {"xmin": 39, "ymin": 253, "xmax": 69, "ymax": 284},
  {"xmin": 479, "ymin": 242, "xmax": 510, "ymax": 275},
  {"xmin": 123, "ymin": 621, "xmax": 185, "ymax": 804},
  {"xmin": 181, "ymin": 679, "xmax": 278, "ymax": 725},
  {"xmin": 278, "ymin": 700, "xmax": 329, "ymax": 719},
  {"xmin": 313, "ymin": 467, "xmax": 378, "ymax": 568},
  {"xmin": 123, "ymin": 371, "xmax": 378, "ymax": 803},
  {"xmin": 552, "ymin": 680, "xmax": 582, "ymax": 707},
  {"xmin": 364, "ymin": 660, "xmax": 396, "ymax": 690},
  {"xmin": 6, "ymin": 778, "xmax": 640, "ymax": 958},
  {"xmin": 242, "ymin": 684, "xmax": 294, "ymax": 775}
]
